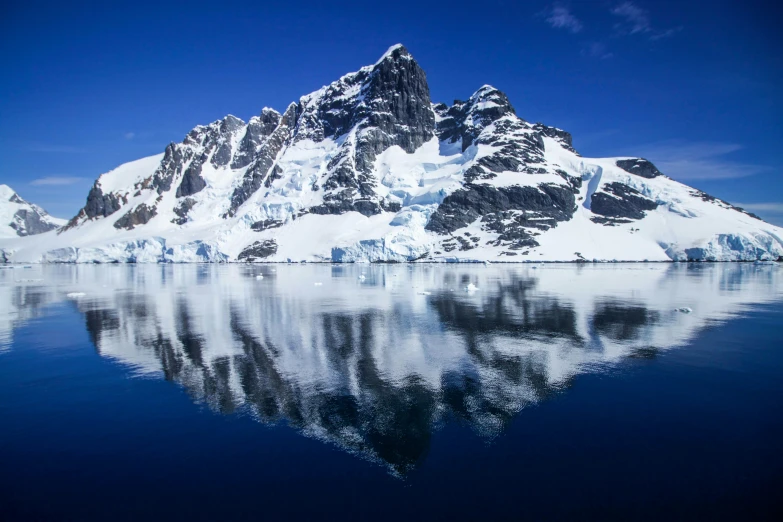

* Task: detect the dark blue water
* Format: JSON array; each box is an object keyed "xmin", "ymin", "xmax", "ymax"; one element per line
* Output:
[{"xmin": 1, "ymin": 264, "xmax": 782, "ymax": 520}]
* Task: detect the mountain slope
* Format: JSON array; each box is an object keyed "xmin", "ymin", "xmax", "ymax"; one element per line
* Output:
[
  {"xmin": 0, "ymin": 185, "xmax": 65, "ymax": 241},
  {"xmin": 1, "ymin": 44, "xmax": 781, "ymax": 263}
]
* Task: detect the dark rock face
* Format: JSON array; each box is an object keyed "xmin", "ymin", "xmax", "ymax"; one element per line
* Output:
[
  {"xmin": 250, "ymin": 219, "xmax": 285, "ymax": 231},
  {"xmin": 10, "ymin": 209, "xmax": 60, "ymax": 236},
  {"xmin": 351, "ymin": 45, "xmax": 435, "ymax": 165},
  {"xmin": 590, "ymin": 216, "xmax": 633, "ymax": 226},
  {"xmin": 238, "ymin": 240, "xmax": 278, "ymax": 261},
  {"xmin": 308, "ymin": 189, "xmax": 399, "ymax": 217},
  {"xmin": 113, "ymin": 204, "xmax": 157, "ymax": 230},
  {"xmin": 557, "ymin": 170, "xmax": 583, "ymax": 192},
  {"xmin": 172, "ymin": 198, "xmax": 197, "ymax": 225},
  {"xmin": 226, "ymin": 104, "xmax": 298, "ymax": 217},
  {"xmin": 84, "ymin": 184, "xmax": 123, "ymax": 218},
  {"xmin": 150, "ymin": 143, "xmax": 191, "ymax": 195},
  {"xmin": 426, "ymin": 183, "xmax": 575, "ymax": 251},
  {"xmin": 616, "ymin": 159, "xmax": 663, "ymax": 179},
  {"xmin": 231, "ymin": 109, "xmax": 281, "ymax": 169},
  {"xmin": 175, "ymin": 157, "xmax": 207, "ymax": 198},
  {"xmin": 298, "ymin": 45, "xmax": 434, "ymax": 153},
  {"xmin": 591, "ymin": 182, "xmax": 658, "ymax": 220}
]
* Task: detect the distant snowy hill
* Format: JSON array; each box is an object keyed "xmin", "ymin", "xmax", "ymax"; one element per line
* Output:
[
  {"xmin": 1, "ymin": 44, "xmax": 781, "ymax": 263},
  {"xmin": 0, "ymin": 185, "xmax": 65, "ymax": 242}
]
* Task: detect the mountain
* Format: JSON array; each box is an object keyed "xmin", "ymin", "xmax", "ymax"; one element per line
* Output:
[
  {"xmin": 0, "ymin": 185, "xmax": 65, "ymax": 241},
  {"xmin": 1, "ymin": 44, "xmax": 781, "ymax": 263}
]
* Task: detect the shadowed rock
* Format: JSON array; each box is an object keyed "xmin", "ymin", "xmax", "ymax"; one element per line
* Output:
[
  {"xmin": 616, "ymin": 158, "xmax": 663, "ymax": 179},
  {"xmin": 591, "ymin": 182, "xmax": 658, "ymax": 220}
]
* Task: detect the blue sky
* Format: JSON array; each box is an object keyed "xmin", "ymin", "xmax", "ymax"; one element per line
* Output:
[{"xmin": 1, "ymin": 0, "xmax": 781, "ymax": 224}]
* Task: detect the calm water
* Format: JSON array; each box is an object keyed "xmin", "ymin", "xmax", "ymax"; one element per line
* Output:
[{"xmin": 1, "ymin": 263, "xmax": 782, "ymax": 521}]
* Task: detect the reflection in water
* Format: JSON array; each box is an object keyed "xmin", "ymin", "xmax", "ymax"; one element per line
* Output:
[{"xmin": 1, "ymin": 263, "xmax": 781, "ymax": 474}]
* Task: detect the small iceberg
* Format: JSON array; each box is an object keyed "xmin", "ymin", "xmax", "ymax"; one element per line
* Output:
[
  {"xmin": 66, "ymin": 292, "xmax": 86, "ymax": 298},
  {"xmin": 465, "ymin": 283, "xmax": 478, "ymax": 293},
  {"xmin": 675, "ymin": 307, "xmax": 693, "ymax": 314},
  {"xmin": 314, "ymin": 282, "xmax": 323, "ymax": 286},
  {"xmin": 417, "ymin": 291, "xmax": 431, "ymax": 296},
  {"xmin": 256, "ymin": 275, "xmax": 264, "ymax": 280},
  {"xmin": 358, "ymin": 275, "xmax": 366, "ymax": 281}
]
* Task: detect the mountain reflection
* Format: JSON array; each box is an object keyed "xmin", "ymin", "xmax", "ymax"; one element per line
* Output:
[{"xmin": 1, "ymin": 263, "xmax": 781, "ymax": 474}]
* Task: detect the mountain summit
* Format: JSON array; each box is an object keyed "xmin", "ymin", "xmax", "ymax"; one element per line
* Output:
[
  {"xmin": 0, "ymin": 185, "xmax": 65, "ymax": 241},
  {"xmin": 1, "ymin": 45, "xmax": 781, "ymax": 263}
]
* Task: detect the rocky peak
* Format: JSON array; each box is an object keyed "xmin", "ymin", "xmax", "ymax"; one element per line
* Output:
[
  {"xmin": 225, "ymin": 103, "xmax": 298, "ymax": 217},
  {"xmin": 287, "ymin": 44, "xmax": 436, "ymax": 216},
  {"xmin": 466, "ymin": 85, "xmax": 516, "ymax": 120},
  {"xmin": 258, "ymin": 107, "xmax": 281, "ymax": 127},
  {"xmin": 353, "ymin": 44, "xmax": 434, "ymax": 153},
  {"xmin": 294, "ymin": 44, "xmax": 433, "ymax": 147},
  {"xmin": 230, "ymin": 108, "xmax": 282, "ymax": 169},
  {"xmin": 0, "ymin": 184, "xmax": 65, "ymax": 237},
  {"xmin": 436, "ymin": 85, "xmax": 517, "ymax": 151}
]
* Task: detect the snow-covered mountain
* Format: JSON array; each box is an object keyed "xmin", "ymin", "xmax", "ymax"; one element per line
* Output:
[
  {"xmin": 1, "ymin": 44, "xmax": 781, "ymax": 263},
  {"xmin": 0, "ymin": 185, "xmax": 65, "ymax": 242}
]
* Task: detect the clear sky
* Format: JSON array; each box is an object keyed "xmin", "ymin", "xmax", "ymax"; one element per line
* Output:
[{"xmin": 1, "ymin": 0, "xmax": 781, "ymax": 224}]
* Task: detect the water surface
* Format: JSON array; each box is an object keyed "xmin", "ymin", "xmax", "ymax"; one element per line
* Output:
[{"xmin": 1, "ymin": 263, "xmax": 782, "ymax": 520}]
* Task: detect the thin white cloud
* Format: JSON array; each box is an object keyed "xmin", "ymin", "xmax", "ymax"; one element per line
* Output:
[
  {"xmin": 628, "ymin": 141, "xmax": 770, "ymax": 180},
  {"xmin": 650, "ymin": 26, "xmax": 683, "ymax": 41},
  {"xmin": 30, "ymin": 176, "xmax": 89, "ymax": 186},
  {"xmin": 611, "ymin": 2, "xmax": 651, "ymax": 34},
  {"xmin": 545, "ymin": 4, "xmax": 583, "ymax": 33},
  {"xmin": 611, "ymin": 2, "xmax": 680, "ymax": 40},
  {"xmin": 124, "ymin": 132, "xmax": 136, "ymax": 140},
  {"xmin": 582, "ymin": 42, "xmax": 613, "ymax": 59},
  {"xmin": 734, "ymin": 203, "xmax": 783, "ymax": 214}
]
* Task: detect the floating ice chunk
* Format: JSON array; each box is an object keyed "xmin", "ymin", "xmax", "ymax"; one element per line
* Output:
[
  {"xmin": 417, "ymin": 291, "xmax": 431, "ymax": 295},
  {"xmin": 256, "ymin": 275, "xmax": 264, "ymax": 280},
  {"xmin": 67, "ymin": 292, "xmax": 86, "ymax": 298},
  {"xmin": 675, "ymin": 307, "xmax": 693, "ymax": 314},
  {"xmin": 314, "ymin": 282, "xmax": 322, "ymax": 286},
  {"xmin": 358, "ymin": 275, "xmax": 366, "ymax": 281},
  {"xmin": 465, "ymin": 283, "xmax": 478, "ymax": 293}
]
